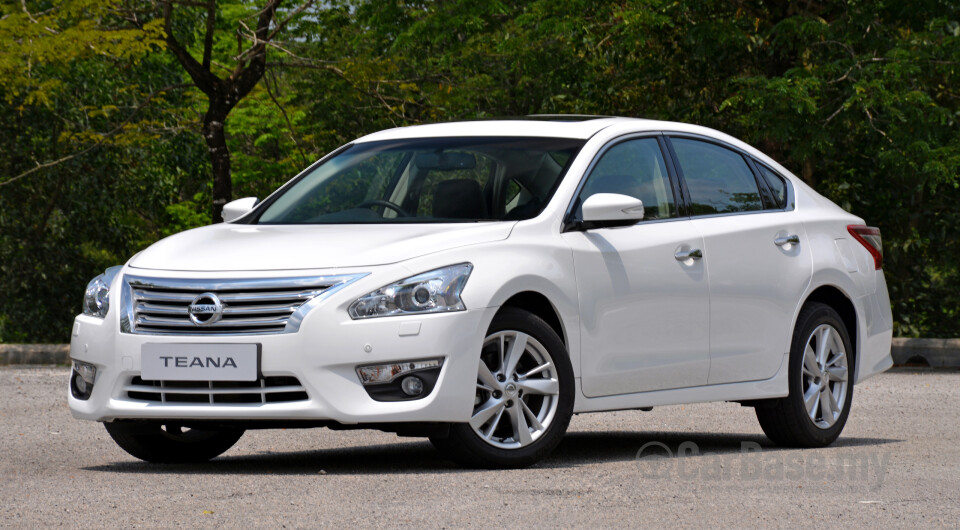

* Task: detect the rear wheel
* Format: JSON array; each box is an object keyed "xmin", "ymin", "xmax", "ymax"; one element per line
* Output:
[
  {"xmin": 756, "ymin": 302, "xmax": 854, "ymax": 447},
  {"xmin": 430, "ymin": 307, "xmax": 574, "ymax": 468},
  {"xmin": 104, "ymin": 421, "xmax": 244, "ymax": 463}
]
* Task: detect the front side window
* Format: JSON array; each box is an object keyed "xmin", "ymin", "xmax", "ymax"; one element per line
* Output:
[
  {"xmin": 576, "ymin": 138, "xmax": 675, "ymax": 220},
  {"xmin": 671, "ymin": 138, "xmax": 762, "ymax": 215},
  {"xmin": 256, "ymin": 137, "xmax": 584, "ymax": 224}
]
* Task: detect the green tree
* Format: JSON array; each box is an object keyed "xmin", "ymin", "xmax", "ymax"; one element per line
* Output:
[
  {"xmin": 293, "ymin": 0, "xmax": 959, "ymax": 336},
  {"xmin": 1, "ymin": 0, "xmax": 958, "ymax": 341},
  {"xmin": 145, "ymin": 0, "xmax": 313, "ymax": 222},
  {"xmin": 0, "ymin": 0, "xmax": 203, "ymax": 342}
]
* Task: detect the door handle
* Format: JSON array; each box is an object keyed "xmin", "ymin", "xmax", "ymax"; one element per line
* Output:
[
  {"xmin": 774, "ymin": 234, "xmax": 800, "ymax": 247},
  {"xmin": 675, "ymin": 248, "xmax": 703, "ymax": 261}
]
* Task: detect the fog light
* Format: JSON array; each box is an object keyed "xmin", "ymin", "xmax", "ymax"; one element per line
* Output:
[
  {"xmin": 357, "ymin": 358, "xmax": 443, "ymax": 402},
  {"xmin": 71, "ymin": 360, "xmax": 97, "ymax": 400},
  {"xmin": 356, "ymin": 358, "xmax": 443, "ymax": 385},
  {"xmin": 401, "ymin": 376, "xmax": 424, "ymax": 396},
  {"xmin": 74, "ymin": 373, "xmax": 87, "ymax": 394}
]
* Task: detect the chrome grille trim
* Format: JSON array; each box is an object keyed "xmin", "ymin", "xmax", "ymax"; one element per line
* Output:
[
  {"xmin": 121, "ymin": 273, "xmax": 367, "ymax": 335},
  {"xmin": 124, "ymin": 376, "xmax": 310, "ymax": 404}
]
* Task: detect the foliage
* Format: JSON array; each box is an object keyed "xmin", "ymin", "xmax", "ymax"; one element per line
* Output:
[
  {"xmin": 1, "ymin": 0, "xmax": 958, "ymax": 341},
  {"xmin": 0, "ymin": 0, "xmax": 165, "ymax": 106},
  {"xmin": 0, "ymin": 0, "xmax": 203, "ymax": 341},
  {"xmin": 300, "ymin": 0, "xmax": 959, "ymax": 337}
]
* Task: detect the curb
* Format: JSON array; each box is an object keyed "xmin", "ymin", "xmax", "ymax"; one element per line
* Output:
[
  {"xmin": 2, "ymin": 340, "xmax": 959, "ymax": 367},
  {"xmin": 890, "ymin": 338, "xmax": 960, "ymax": 368},
  {"xmin": 0, "ymin": 344, "xmax": 70, "ymax": 365}
]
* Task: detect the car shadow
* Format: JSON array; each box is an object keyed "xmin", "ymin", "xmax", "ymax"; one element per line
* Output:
[
  {"xmin": 544, "ymin": 430, "xmax": 901, "ymax": 467},
  {"xmin": 82, "ymin": 430, "xmax": 902, "ymax": 475},
  {"xmin": 85, "ymin": 438, "xmax": 457, "ymax": 475}
]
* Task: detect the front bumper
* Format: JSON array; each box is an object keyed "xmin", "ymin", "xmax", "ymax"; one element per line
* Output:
[{"xmin": 69, "ymin": 269, "xmax": 497, "ymax": 424}]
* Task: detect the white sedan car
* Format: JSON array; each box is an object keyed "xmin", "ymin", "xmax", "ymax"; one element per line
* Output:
[{"xmin": 69, "ymin": 117, "xmax": 893, "ymax": 468}]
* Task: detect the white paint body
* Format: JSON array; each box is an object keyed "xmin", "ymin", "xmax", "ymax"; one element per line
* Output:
[{"xmin": 69, "ymin": 118, "xmax": 893, "ymax": 424}]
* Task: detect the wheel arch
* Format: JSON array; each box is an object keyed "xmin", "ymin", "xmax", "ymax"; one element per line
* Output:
[
  {"xmin": 798, "ymin": 284, "xmax": 859, "ymax": 375},
  {"xmin": 498, "ymin": 291, "xmax": 567, "ymax": 346}
]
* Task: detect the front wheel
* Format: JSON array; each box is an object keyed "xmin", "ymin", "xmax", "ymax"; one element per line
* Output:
[
  {"xmin": 430, "ymin": 307, "xmax": 574, "ymax": 468},
  {"xmin": 756, "ymin": 302, "xmax": 854, "ymax": 447},
  {"xmin": 104, "ymin": 421, "xmax": 245, "ymax": 463}
]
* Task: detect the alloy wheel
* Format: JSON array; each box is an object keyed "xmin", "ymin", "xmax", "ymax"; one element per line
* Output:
[
  {"xmin": 470, "ymin": 330, "xmax": 561, "ymax": 449},
  {"xmin": 801, "ymin": 324, "xmax": 849, "ymax": 429}
]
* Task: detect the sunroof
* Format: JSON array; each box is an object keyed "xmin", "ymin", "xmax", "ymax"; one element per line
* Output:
[{"xmin": 523, "ymin": 114, "xmax": 615, "ymax": 121}]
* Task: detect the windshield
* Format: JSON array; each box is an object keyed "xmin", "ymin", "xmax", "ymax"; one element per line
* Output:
[{"xmin": 255, "ymin": 137, "xmax": 585, "ymax": 224}]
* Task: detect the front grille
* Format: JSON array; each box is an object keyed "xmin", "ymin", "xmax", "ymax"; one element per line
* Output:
[
  {"xmin": 125, "ymin": 376, "xmax": 309, "ymax": 404},
  {"xmin": 132, "ymin": 284, "xmax": 330, "ymax": 334},
  {"xmin": 122, "ymin": 274, "xmax": 364, "ymax": 335}
]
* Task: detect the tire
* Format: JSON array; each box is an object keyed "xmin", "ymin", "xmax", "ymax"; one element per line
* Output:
[
  {"xmin": 756, "ymin": 302, "xmax": 854, "ymax": 447},
  {"xmin": 430, "ymin": 307, "xmax": 575, "ymax": 469},
  {"xmin": 104, "ymin": 421, "xmax": 244, "ymax": 463}
]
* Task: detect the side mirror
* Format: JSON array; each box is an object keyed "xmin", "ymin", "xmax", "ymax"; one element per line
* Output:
[
  {"xmin": 580, "ymin": 193, "xmax": 644, "ymax": 228},
  {"xmin": 222, "ymin": 197, "xmax": 259, "ymax": 223}
]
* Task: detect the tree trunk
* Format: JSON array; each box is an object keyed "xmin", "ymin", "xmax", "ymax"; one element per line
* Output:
[
  {"xmin": 160, "ymin": 0, "xmax": 281, "ymax": 223},
  {"xmin": 802, "ymin": 158, "xmax": 816, "ymax": 188},
  {"xmin": 203, "ymin": 104, "xmax": 231, "ymax": 223}
]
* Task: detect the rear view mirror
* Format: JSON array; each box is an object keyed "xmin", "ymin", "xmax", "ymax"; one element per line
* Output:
[
  {"xmin": 222, "ymin": 197, "xmax": 259, "ymax": 223},
  {"xmin": 415, "ymin": 152, "xmax": 477, "ymax": 171},
  {"xmin": 580, "ymin": 193, "xmax": 644, "ymax": 228}
]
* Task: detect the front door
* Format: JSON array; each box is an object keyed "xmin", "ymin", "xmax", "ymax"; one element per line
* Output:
[{"xmin": 563, "ymin": 136, "xmax": 711, "ymax": 397}]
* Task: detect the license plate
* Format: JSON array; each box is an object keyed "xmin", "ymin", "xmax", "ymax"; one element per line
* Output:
[{"xmin": 141, "ymin": 343, "xmax": 260, "ymax": 381}]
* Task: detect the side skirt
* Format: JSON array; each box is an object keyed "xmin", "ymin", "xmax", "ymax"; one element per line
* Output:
[{"xmin": 573, "ymin": 352, "xmax": 789, "ymax": 413}]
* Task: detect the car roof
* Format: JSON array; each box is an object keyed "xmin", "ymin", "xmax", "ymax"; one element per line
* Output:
[
  {"xmin": 352, "ymin": 115, "xmax": 798, "ymax": 174},
  {"xmin": 352, "ymin": 116, "xmax": 751, "ymax": 145},
  {"xmin": 354, "ymin": 117, "xmax": 643, "ymax": 142},
  {"xmin": 347, "ymin": 116, "xmax": 820, "ymax": 208}
]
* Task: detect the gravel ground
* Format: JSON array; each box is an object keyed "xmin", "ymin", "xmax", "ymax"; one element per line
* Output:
[{"xmin": 1, "ymin": 366, "xmax": 958, "ymax": 528}]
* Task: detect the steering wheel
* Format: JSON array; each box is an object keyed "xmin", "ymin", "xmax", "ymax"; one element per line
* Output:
[{"xmin": 355, "ymin": 199, "xmax": 410, "ymax": 217}]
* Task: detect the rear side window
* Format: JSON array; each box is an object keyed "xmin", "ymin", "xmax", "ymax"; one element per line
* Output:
[
  {"xmin": 756, "ymin": 163, "xmax": 788, "ymax": 209},
  {"xmin": 671, "ymin": 138, "xmax": 762, "ymax": 215},
  {"xmin": 577, "ymin": 138, "xmax": 675, "ymax": 220}
]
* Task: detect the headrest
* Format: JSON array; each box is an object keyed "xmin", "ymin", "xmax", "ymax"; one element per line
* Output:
[{"xmin": 432, "ymin": 179, "xmax": 485, "ymax": 219}]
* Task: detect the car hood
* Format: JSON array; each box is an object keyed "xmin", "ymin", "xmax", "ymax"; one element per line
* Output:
[{"xmin": 129, "ymin": 222, "xmax": 516, "ymax": 271}]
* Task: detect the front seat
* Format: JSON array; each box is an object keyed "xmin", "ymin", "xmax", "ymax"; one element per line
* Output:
[{"xmin": 432, "ymin": 179, "xmax": 486, "ymax": 219}]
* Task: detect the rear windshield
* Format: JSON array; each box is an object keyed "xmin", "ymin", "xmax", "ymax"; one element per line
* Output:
[{"xmin": 255, "ymin": 137, "xmax": 585, "ymax": 224}]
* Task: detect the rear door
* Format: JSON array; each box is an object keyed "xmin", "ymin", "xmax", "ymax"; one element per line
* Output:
[{"xmin": 666, "ymin": 136, "xmax": 812, "ymax": 384}]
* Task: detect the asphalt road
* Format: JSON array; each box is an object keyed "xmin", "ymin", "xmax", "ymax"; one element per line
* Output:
[{"xmin": 2, "ymin": 367, "xmax": 958, "ymax": 528}]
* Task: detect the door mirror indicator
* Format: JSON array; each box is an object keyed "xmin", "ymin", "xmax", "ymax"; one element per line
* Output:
[{"xmin": 579, "ymin": 193, "xmax": 644, "ymax": 229}]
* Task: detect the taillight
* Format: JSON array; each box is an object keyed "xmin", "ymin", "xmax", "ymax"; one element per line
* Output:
[{"xmin": 847, "ymin": 225, "xmax": 883, "ymax": 270}]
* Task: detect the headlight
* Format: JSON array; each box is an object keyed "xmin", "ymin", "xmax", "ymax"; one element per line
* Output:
[
  {"xmin": 348, "ymin": 263, "xmax": 473, "ymax": 319},
  {"xmin": 82, "ymin": 266, "xmax": 123, "ymax": 318}
]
